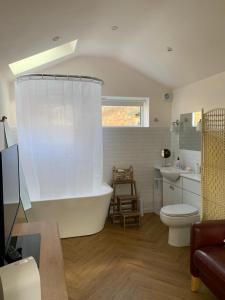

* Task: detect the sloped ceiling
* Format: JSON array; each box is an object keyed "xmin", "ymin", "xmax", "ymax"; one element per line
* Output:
[{"xmin": 1, "ymin": 0, "xmax": 225, "ymax": 88}]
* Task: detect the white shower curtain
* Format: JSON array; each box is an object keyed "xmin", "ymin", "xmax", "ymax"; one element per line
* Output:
[{"xmin": 16, "ymin": 75, "xmax": 103, "ymax": 201}]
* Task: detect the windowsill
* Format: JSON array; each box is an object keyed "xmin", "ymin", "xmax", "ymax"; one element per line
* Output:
[{"xmin": 102, "ymin": 126, "xmax": 150, "ymax": 128}]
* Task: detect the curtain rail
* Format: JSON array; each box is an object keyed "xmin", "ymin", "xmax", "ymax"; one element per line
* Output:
[{"xmin": 17, "ymin": 74, "xmax": 104, "ymax": 84}]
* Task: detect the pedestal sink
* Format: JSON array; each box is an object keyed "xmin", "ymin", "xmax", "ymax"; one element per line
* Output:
[{"xmin": 160, "ymin": 167, "xmax": 189, "ymax": 181}]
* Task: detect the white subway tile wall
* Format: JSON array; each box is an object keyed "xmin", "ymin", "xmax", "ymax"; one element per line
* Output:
[
  {"xmin": 7, "ymin": 126, "xmax": 170, "ymax": 213},
  {"xmin": 179, "ymin": 150, "xmax": 201, "ymax": 171},
  {"xmin": 103, "ymin": 127, "xmax": 170, "ymax": 212}
]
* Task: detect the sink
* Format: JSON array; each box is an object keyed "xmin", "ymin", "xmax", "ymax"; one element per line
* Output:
[
  {"xmin": 160, "ymin": 167, "xmax": 180, "ymax": 181},
  {"xmin": 160, "ymin": 167, "xmax": 190, "ymax": 182}
]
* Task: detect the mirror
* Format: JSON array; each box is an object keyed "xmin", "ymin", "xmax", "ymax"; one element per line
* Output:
[
  {"xmin": 179, "ymin": 112, "xmax": 201, "ymax": 151},
  {"xmin": 161, "ymin": 149, "xmax": 171, "ymax": 158}
]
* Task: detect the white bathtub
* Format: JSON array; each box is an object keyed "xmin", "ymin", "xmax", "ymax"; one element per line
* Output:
[{"xmin": 26, "ymin": 184, "xmax": 113, "ymax": 238}]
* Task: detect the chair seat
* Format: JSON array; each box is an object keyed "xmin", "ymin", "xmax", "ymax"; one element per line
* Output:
[
  {"xmin": 117, "ymin": 195, "xmax": 137, "ymax": 200},
  {"xmin": 121, "ymin": 211, "xmax": 140, "ymax": 217},
  {"xmin": 194, "ymin": 246, "xmax": 225, "ymax": 296}
]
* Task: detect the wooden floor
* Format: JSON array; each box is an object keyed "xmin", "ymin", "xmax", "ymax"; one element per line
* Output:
[{"xmin": 62, "ymin": 213, "xmax": 216, "ymax": 300}]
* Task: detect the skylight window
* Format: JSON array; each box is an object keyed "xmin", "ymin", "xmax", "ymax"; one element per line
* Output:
[{"xmin": 9, "ymin": 40, "xmax": 78, "ymax": 75}]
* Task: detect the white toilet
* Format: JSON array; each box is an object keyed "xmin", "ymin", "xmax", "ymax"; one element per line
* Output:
[{"xmin": 160, "ymin": 204, "xmax": 200, "ymax": 247}]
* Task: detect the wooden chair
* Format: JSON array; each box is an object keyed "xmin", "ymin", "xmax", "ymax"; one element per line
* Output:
[
  {"xmin": 109, "ymin": 166, "xmax": 134, "ymax": 222},
  {"xmin": 109, "ymin": 166, "xmax": 141, "ymax": 229}
]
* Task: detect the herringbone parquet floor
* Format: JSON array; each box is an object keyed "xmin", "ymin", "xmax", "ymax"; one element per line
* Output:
[{"xmin": 62, "ymin": 213, "xmax": 216, "ymax": 300}]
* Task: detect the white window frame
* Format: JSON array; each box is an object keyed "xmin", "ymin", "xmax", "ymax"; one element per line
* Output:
[{"xmin": 101, "ymin": 96, "xmax": 149, "ymax": 127}]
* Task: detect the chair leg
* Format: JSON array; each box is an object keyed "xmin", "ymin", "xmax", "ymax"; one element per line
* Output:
[
  {"xmin": 191, "ymin": 276, "xmax": 201, "ymax": 292},
  {"xmin": 120, "ymin": 215, "xmax": 123, "ymax": 227}
]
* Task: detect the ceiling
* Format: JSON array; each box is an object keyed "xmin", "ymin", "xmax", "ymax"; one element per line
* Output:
[{"xmin": 1, "ymin": 0, "xmax": 225, "ymax": 88}]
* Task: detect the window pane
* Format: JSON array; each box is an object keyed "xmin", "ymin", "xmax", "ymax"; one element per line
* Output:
[
  {"xmin": 102, "ymin": 106, "xmax": 141, "ymax": 127},
  {"xmin": 192, "ymin": 111, "xmax": 202, "ymax": 127}
]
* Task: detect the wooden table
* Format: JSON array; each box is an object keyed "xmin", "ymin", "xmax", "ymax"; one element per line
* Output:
[{"xmin": 13, "ymin": 222, "xmax": 68, "ymax": 300}]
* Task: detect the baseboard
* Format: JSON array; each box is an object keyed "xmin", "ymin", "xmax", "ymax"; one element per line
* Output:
[{"xmin": 143, "ymin": 208, "xmax": 154, "ymax": 214}]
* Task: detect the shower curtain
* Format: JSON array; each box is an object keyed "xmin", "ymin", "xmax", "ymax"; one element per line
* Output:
[{"xmin": 16, "ymin": 75, "xmax": 103, "ymax": 201}]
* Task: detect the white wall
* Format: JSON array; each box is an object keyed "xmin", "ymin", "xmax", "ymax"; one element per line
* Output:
[
  {"xmin": 0, "ymin": 73, "xmax": 16, "ymax": 128},
  {"xmin": 43, "ymin": 56, "xmax": 172, "ymax": 127},
  {"xmin": 172, "ymin": 70, "xmax": 225, "ymax": 121},
  {"xmin": 171, "ymin": 70, "xmax": 225, "ymax": 169},
  {"xmin": 0, "ymin": 75, "xmax": 10, "ymax": 119},
  {"xmin": 0, "ymin": 74, "xmax": 11, "ymax": 149}
]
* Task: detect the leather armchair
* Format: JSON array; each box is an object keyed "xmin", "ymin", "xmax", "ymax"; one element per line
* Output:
[{"xmin": 190, "ymin": 220, "xmax": 225, "ymax": 299}]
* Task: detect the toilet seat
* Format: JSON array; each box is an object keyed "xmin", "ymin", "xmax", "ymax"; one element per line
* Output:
[{"xmin": 161, "ymin": 204, "xmax": 199, "ymax": 217}]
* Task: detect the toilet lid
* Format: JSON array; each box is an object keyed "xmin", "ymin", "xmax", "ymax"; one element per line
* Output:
[{"xmin": 161, "ymin": 204, "xmax": 199, "ymax": 217}]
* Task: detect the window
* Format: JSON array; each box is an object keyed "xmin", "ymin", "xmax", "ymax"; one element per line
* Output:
[
  {"xmin": 102, "ymin": 97, "xmax": 149, "ymax": 127},
  {"xmin": 192, "ymin": 111, "xmax": 202, "ymax": 127},
  {"xmin": 9, "ymin": 40, "xmax": 78, "ymax": 75}
]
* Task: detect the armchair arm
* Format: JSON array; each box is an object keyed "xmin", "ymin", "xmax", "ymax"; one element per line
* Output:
[
  {"xmin": 191, "ymin": 220, "xmax": 225, "ymax": 250},
  {"xmin": 190, "ymin": 220, "xmax": 225, "ymax": 276}
]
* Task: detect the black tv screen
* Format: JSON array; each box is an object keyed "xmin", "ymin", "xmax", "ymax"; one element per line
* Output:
[{"xmin": 0, "ymin": 145, "xmax": 20, "ymax": 264}]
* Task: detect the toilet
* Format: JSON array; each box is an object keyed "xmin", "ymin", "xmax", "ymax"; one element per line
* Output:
[{"xmin": 160, "ymin": 204, "xmax": 200, "ymax": 247}]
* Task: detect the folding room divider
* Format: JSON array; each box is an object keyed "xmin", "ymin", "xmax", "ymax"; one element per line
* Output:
[{"xmin": 201, "ymin": 108, "xmax": 225, "ymax": 220}]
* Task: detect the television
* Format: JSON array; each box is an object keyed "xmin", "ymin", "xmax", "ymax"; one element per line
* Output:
[
  {"xmin": 0, "ymin": 145, "xmax": 20, "ymax": 265},
  {"xmin": 0, "ymin": 144, "xmax": 40, "ymax": 267}
]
